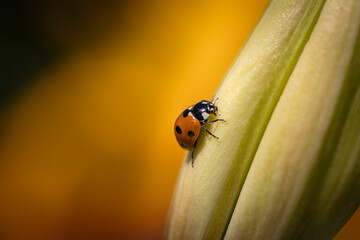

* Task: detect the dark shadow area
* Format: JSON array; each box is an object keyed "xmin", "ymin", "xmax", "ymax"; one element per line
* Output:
[{"xmin": 0, "ymin": 1, "xmax": 58, "ymax": 113}]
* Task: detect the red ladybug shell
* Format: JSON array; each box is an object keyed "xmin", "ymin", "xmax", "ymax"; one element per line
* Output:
[{"xmin": 174, "ymin": 105, "xmax": 201, "ymax": 150}]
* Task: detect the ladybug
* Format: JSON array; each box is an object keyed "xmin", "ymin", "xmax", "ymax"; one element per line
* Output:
[{"xmin": 174, "ymin": 98, "xmax": 225, "ymax": 167}]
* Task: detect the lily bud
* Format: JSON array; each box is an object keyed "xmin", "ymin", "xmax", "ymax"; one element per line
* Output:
[{"xmin": 166, "ymin": 0, "xmax": 360, "ymax": 239}]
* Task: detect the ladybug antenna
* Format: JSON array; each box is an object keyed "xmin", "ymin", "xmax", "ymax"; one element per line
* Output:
[
  {"xmin": 212, "ymin": 97, "xmax": 219, "ymax": 105},
  {"xmin": 212, "ymin": 97, "xmax": 221, "ymax": 115}
]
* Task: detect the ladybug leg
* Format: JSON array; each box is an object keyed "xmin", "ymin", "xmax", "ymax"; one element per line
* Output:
[
  {"xmin": 205, "ymin": 118, "xmax": 226, "ymax": 124},
  {"xmin": 191, "ymin": 140, "xmax": 197, "ymax": 167},
  {"xmin": 200, "ymin": 122, "xmax": 219, "ymax": 139},
  {"xmin": 191, "ymin": 151, "xmax": 195, "ymax": 167}
]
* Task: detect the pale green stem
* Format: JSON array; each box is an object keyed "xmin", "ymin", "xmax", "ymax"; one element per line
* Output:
[
  {"xmin": 167, "ymin": 0, "xmax": 326, "ymax": 239},
  {"xmin": 166, "ymin": 0, "xmax": 360, "ymax": 239},
  {"xmin": 224, "ymin": 0, "xmax": 360, "ymax": 239}
]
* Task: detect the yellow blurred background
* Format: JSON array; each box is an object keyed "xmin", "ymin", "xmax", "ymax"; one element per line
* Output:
[{"xmin": 0, "ymin": 0, "xmax": 359, "ymax": 239}]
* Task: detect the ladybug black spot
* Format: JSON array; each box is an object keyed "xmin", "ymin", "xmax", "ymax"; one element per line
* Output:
[
  {"xmin": 188, "ymin": 131, "xmax": 195, "ymax": 137},
  {"xmin": 176, "ymin": 126, "xmax": 182, "ymax": 134},
  {"xmin": 183, "ymin": 109, "xmax": 190, "ymax": 118}
]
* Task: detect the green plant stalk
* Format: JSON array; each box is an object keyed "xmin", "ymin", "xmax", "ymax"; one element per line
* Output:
[
  {"xmin": 166, "ymin": 0, "xmax": 360, "ymax": 239},
  {"xmin": 224, "ymin": 0, "xmax": 360, "ymax": 238},
  {"xmin": 166, "ymin": 0, "xmax": 325, "ymax": 238}
]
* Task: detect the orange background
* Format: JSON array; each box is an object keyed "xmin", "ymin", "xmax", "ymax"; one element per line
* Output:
[{"xmin": 0, "ymin": 0, "xmax": 358, "ymax": 239}]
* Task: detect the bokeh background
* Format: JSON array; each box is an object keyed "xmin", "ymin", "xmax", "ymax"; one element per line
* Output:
[{"xmin": 0, "ymin": 0, "xmax": 359, "ymax": 239}]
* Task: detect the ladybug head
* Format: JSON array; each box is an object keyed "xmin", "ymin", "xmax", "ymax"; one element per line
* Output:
[{"xmin": 206, "ymin": 101, "xmax": 218, "ymax": 114}]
